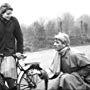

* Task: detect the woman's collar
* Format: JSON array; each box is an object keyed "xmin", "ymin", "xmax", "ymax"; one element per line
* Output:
[{"xmin": 0, "ymin": 15, "xmax": 11, "ymax": 24}]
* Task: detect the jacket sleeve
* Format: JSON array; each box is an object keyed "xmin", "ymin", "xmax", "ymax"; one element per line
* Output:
[
  {"xmin": 76, "ymin": 54, "xmax": 90, "ymax": 67},
  {"xmin": 75, "ymin": 54, "xmax": 90, "ymax": 77},
  {"xmin": 14, "ymin": 17, "xmax": 23, "ymax": 53}
]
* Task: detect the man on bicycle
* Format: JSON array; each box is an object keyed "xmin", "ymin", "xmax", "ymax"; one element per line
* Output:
[{"xmin": 0, "ymin": 3, "xmax": 23, "ymax": 90}]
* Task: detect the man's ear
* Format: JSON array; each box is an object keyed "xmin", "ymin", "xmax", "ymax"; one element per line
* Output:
[
  {"xmin": 62, "ymin": 44, "xmax": 65, "ymax": 48},
  {"xmin": 62, "ymin": 42, "xmax": 66, "ymax": 48}
]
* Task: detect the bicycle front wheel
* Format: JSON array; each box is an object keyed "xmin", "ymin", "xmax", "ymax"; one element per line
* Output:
[
  {"xmin": 18, "ymin": 72, "xmax": 30, "ymax": 90},
  {"xmin": 18, "ymin": 71, "xmax": 42, "ymax": 90}
]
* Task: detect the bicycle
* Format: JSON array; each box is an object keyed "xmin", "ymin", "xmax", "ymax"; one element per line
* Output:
[
  {"xmin": 0, "ymin": 53, "xmax": 48, "ymax": 90},
  {"xmin": 14, "ymin": 54, "xmax": 49, "ymax": 90}
]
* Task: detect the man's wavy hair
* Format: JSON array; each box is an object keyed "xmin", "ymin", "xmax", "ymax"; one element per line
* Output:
[{"xmin": 54, "ymin": 32, "xmax": 70, "ymax": 46}]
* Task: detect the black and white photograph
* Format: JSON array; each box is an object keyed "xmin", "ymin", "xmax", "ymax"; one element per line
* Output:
[{"xmin": 0, "ymin": 0, "xmax": 90, "ymax": 90}]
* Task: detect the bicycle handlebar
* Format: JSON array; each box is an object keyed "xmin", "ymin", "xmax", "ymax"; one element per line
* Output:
[{"xmin": 13, "ymin": 54, "xmax": 27, "ymax": 60}]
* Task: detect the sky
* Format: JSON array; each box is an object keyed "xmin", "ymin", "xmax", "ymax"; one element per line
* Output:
[{"xmin": 0, "ymin": 0, "xmax": 90, "ymax": 26}]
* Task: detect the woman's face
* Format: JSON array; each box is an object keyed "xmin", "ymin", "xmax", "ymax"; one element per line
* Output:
[
  {"xmin": 2, "ymin": 9, "xmax": 12, "ymax": 20},
  {"xmin": 54, "ymin": 39, "xmax": 65, "ymax": 51}
]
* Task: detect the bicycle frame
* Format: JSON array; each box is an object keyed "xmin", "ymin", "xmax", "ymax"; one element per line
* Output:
[
  {"xmin": 15, "ymin": 56, "xmax": 48, "ymax": 90},
  {"xmin": 16, "ymin": 59, "xmax": 31, "ymax": 84},
  {"xmin": 0, "ymin": 54, "xmax": 41, "ymax": 89},
  {"xmin": 17, "ymin": 60, "xmax": 25, "ymax": 84},
  {"xmin": 16, "ymin": 59, "xmax": 40, "ymax": 87}
]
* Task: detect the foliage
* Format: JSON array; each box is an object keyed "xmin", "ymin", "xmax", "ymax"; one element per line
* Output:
[
  {"xmin": 21, "ymin": 13, "xmax": 90, "ymax": 52},
  {"xmin": 61, "ymin": 13, "xmax": 74, "ymax": 35}
]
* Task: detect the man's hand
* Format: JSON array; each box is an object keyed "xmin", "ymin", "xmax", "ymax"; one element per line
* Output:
[
  {"xmin": 39, "ymin": 70, "xmax": 48, "ymax": 80},
  {"xmin": 30, "ymin": 69, "xmax": 41, "ymax": 75}
]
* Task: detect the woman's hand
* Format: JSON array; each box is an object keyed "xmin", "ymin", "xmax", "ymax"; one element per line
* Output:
[{"xmin": 15, "ymin": 52, "xmax": 22, "ymax": 58}]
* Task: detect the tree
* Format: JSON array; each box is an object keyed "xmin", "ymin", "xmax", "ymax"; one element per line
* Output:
[
  {"xmin": 76, "ymin": 15, "xmax": 90, "ymax": 38},
  {"xmin": 32, "ymin": 21, "xmax": 46, "ymax": 49},
  {"xmin": 61, "ymin": 13, "xmax": 74, "ymax": 35},
  {"xmin": 84, "ymin": 22, "xmax": 88, "ymax": 38},
  {"xmin": 56, "ymin": 17, "xmax": 63, "ymax": 32},
  {"xmin": 45, "ymin": 20, "xmax": 58, "ymax": 38}
]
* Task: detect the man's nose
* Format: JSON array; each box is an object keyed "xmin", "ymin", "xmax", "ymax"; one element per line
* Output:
[{"xmin": 54, "ymin": 42, "xmax": 57, "ymax": 46}]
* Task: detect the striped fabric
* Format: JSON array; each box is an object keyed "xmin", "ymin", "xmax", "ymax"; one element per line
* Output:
[{"xmin": 1, "ymin": 56, "xmax": 17, "ymax": 79}]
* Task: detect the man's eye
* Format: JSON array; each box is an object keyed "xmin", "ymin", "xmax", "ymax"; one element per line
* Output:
[
  {"xmin": 54, "ymin": 41, "xmax": 59, "ymax": 44},
  {"xmin": 7, "ymin": 13, "xmax": 11, "ymax": 15},
  {"xmin": 6, "ymin": 12, "xmax": 12, "ymax": 15},
  {"xmin": 56, "ymin": 41, "xmax": 60, "ymax": 44}
]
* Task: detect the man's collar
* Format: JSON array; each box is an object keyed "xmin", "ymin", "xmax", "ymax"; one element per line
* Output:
[{"xmin": 58, "ymin": 47, "xmax": 70, "ymax": 57}]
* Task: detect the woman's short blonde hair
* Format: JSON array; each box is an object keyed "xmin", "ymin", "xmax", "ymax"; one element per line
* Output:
[
  {"xmin": 0, "ymin": 3, "xmax": 13, "ymax": 15},
  {"xmin": 54, "ymin": 32, "xmax": 70, "ymax": 46}
]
